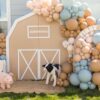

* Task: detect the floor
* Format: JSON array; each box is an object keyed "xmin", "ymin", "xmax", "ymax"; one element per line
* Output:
[{"xmin": 0, "ymin": 81, "xmax": 65, "ymax": 94}]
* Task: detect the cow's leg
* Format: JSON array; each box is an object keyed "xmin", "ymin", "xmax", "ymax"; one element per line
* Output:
[
  {"xmin": 46, "ymin": 73, "xmax": 50, "ymax": 85},
  {"xmin": 53, "ymin": 75, "xmax": 56, "ymax": 87},
  {"xmin": 50, "ymin": 75, "xmax": 54, "ymax": 82},
  {"xmin": 51, "ymin": 69, "xmax": 57, "ymax": 87}
]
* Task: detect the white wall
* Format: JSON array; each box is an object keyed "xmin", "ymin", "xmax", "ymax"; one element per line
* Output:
[
  {"xmin": 10, "ymin": 0, "xmax": 100, "ymax": 25},
  {"xmin": 80, "ymin": 0, "xmax": 100, "ymax": 19},
  {"xmin": 10, "ymin": 0, "xmax": 30, "ymax": 25},
  {"xmin": 1, "ymin": 0, "xmax": 99, "ymax": 34}
]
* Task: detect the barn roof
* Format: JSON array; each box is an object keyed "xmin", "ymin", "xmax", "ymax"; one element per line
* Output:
[
  {"xmin": 6, "ymin": 13, "xmax": 35, "ymax": 72},
  {"xmin": 7, "ymin": 13, "xmax": 35, "ymax": 39}
]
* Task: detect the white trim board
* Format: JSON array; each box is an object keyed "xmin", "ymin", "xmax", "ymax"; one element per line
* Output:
[{"xmin": 7, "ymin": 0, "xmax": 11, "ymax": 32}]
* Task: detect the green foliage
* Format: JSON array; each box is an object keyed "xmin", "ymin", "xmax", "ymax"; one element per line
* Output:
[{"xmin": 0, "ymin": 86, "xmax": 100, "ymax": 100}]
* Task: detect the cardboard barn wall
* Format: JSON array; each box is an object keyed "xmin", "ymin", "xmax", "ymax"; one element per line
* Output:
[{"xmin": 8, "ymin": 14, "xmax": 67, "ymax": 80}]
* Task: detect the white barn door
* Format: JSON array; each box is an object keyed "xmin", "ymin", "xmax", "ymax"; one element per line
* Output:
[
  {"xmin": 18, "ymin": 25, "xmax": 60, "ymax": 80},
  {"xmin": 18, "ymin": 49, "xmax": 60, "ymax": 80}
]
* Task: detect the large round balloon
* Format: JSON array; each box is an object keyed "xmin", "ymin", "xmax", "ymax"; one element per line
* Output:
[
  {"xmin": 72, "ymin": 25, "xmax": 100, "ymax": 90},
  {"xmin": 80, "ymin": 60, "xmax": 88, "ymax": 67},
  {"xmin": 93, "ymin": 32, "xmax": 100, "ymax": 45},
  {"xmin": 60, "ymin": 9, "xmax": 71, "ymax": 21},
  {"xmin": 69, "ymin": 73, "xmax": 80, "ymax": 86},
  {"xmin": 80, "ymin": 83, "xmax": 88, "ymax": 90},
  {"xmin": 0, "ymin": 55, "xmax": 6, "ymax": 60},
  {"xmin": 88, "ymin": 83, "xmax": 96, "ymax": 89},
  {"xmin": 78, "ymin": 69, "xmax": 92, "ymax": 82}
]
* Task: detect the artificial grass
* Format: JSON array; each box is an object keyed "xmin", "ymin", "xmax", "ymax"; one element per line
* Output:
[{"xmin": 0, "ymin": 86, "xmax": 100, "ymax": 100}]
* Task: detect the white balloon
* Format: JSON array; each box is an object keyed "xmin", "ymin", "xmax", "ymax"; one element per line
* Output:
[
  {"xmin": 62, "ymin": 40, "xmax": 68, "ymax": 48},
  {"xmin": 67, "ymin": 45, "xmax": 73, "ymax": 51},
  {"xmin": 68, "ymin": 38, "xmax": 75, "ymax": 44},
  {"xmin": 82, "ymin": 2, "xmax": 88, "ymax": 10},
  {"xmin": 26, "ymin": 0, "xmax": 33, "ymax": 9}
]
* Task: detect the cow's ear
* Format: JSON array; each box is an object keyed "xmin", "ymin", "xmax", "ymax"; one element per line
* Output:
[{"xmin": 42, "ymin": 64, "xmax": 45, "ymax": 67}]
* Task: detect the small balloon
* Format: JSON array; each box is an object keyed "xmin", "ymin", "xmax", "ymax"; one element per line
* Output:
[
  {"xmin": 60, "ymin": 9, "xmax": 71, "ymax": 21},
  {"xmin": 26, "ymin": 0, "xmax": 33, "ymax": 9}
]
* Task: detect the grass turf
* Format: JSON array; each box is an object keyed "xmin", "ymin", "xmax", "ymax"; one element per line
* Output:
[{"xmin": 0, "ymin": 86, "xmax": 100, "ymax": 100}]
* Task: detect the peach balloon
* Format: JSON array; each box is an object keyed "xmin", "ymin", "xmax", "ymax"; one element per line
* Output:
[
  {"xmin": 0, "ymin": 48, "xmax": 3, "ymax": 55},
  {"xmin": 75, "ymin": 40, "xmax": 82, "ymax": 48},
  {"xmin": 66, "ymin": 19, "xmax": 78, "ymax": 31},
  {"xmin": 96, "ymin": 43, "xmax": 100, "ymax": 51},
  {"xmin": 84, "ymin": 8, "xmax": 92, "ymax": 18},
  {"xmin": 75, "ymin": 48, "xmax": 81, "ymax": 54},
  {"xmin": 92, "ymin": 48, "xmax": 99, "ymax": 56},
  {"xmin": 46, "ymin": 16, "xmax": 53, "ymax": 22},
  {"xmin": 53, "ymin": 13, "xmax": 60, "ymax": 20},
  {"xmin": 86, "ymin": 16, "xmax": 96, "ymax": 26},
  {"xmin": 59, "ymin": 72, "xmax": 67, "ymax": 80},
  {"xmin": 92, "ymin": 73, "xmax": 100, "ymax": 86},
  {"xmin": 80, "ymin": 22, "xmax": 88, "ymax": 30},
  {"xmin": 90, "ymin": 60, "xmax": 100, "ymax": 72},
  {"xmin": 78, "ymin": 17, "xmax": 86, "ymax": 23},
  {"xmin": 63, "ymin": 80, "xmax": 69, "ymax": 87},
  {"xmin": 41, "ymin": 8, "xmax": 49, "ymax": 17},
  {"xmin": 82, "ymin": 46, "xmax": 90, "ymax": 53},
  {"xmin": 84, "ymin": 53, "xmax": 90, "ymax": 59},
  {"xmin": 26, "ymin": 1, "xmax": 33, "ymax": 9},
  {"xmin": 55, "ymin": 4, "xmax": 63, "ymax": 13},
  {"xmin": 73, "ymin": 54, "xmax": 81, "ymax": 62},
  {"xmin": 65, "ymin": 31, "xmax": 70, "ymax": 38},
  {"xmin": 62, "ymin": 63, "xmax": 73, "ymax": 74}
]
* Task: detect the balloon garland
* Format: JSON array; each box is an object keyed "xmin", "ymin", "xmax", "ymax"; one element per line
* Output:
[
  {"xmin": 26, "ymin": 0, "xmax": 63, "ymax": 22},
  {"xmin": 71, "ymin": 25, "xmax": 100, "ymax": 90},
  {"xmin": 0, "ymin": 33, "xmax": 6, "ymax": 60},
  {"xmin": 26, "ymin": 0, "xmax": 100, "ymax": 90}
]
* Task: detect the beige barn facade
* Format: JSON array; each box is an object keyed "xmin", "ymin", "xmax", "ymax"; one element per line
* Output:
[{"xmin": 7, "ymin": 13, "xmax": 67, "ymax": 80}]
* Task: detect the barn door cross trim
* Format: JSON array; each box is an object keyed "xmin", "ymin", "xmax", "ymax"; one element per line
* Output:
[
  {"xmin": 18, "ymin": 49, "xmax": 60, "ymax": 80},
  {"xmin": 18, "ymin": 49, "xmax": 38, "ymax": 80}
]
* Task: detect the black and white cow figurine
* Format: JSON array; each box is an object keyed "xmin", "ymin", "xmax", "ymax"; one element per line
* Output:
[{"xmin": 42, "ymin": 63, "xmax": 61, "ymax": 87}]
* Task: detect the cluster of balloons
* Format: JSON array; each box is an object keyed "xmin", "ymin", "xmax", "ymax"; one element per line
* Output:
[
  {"xmin": 60, "ymin": 0, "xmax": 98, "ymax": 90},
  {"xmin": 69, "ymin": 25, "xmax": 100, "ymax": 90},
  {"xmin": 26, "ymin": 0, "xmax": 63, "ymax": 22},
  {"xmin": 0, "ymin": 33, "xmax": 6, "ymax": 60},
  {"xmin": 60, "ymin": 0, "xmax": 88, "ymax": 21},
  {"xmin": 70, "ymin": 70, "xmax": 96, "ymax": 90},
  {"xmin": 26, "ymin": 0, "xmax": 100, "ymax": 90}
]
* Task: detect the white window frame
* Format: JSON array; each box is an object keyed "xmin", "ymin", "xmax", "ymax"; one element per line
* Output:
[
  {"xmin": 0, "ymin": 0, "xmax": 11, "ymax": 33},
  {"xmin": 27, "ymin": 25, "xmax": 50, "ymax": 39},
  {"xmin": 0, "ymin": 0, "xmax": 10, "ymax": 21}
]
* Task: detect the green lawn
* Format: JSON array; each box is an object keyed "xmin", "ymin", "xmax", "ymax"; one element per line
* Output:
[{"xmin": 0, "ymin": 86, "xmax": 100, "ymax": 100}]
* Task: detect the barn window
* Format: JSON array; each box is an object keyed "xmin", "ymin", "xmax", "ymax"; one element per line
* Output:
[
  {"xmin": 27, "ymin": 25, "xmax": 50, "ymax": 38},
  {"xmin": 0, "ymin": 0, "xmax": 7, "ymax": 20}
]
